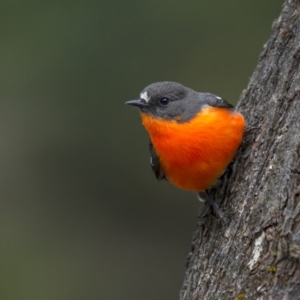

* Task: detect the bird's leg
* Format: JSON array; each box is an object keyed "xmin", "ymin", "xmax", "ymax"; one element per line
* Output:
[
  {"xmin": 197, "ymin": 190, "xmax": 227, "ymax": 224},
  {"xmin": 243, "ymin": 126, "xmax": 260, "ymax": 137}
]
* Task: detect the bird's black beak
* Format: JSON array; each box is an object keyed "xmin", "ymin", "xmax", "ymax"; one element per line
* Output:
[{"xmin": 125, "ymin": 99, "xmax": 148, "ymax": 108}]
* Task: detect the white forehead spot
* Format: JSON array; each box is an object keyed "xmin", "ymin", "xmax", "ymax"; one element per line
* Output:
[
  {"xmin": 140, "ymin": 91, "xmax": 151, "ymax": 102},
  {"xmin": 216, "ymin": 96, "xmax": 222, "ymax": 100}
]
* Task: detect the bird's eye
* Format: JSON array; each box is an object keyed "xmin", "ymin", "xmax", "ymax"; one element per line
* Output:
[{"xmin": 160, "ymin": 97, "xmax": 169, "ymax": 105}]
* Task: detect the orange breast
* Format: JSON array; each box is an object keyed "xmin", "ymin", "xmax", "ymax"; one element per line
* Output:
[{"xmin": 141, "ymin": 106, "xmax": 245, "ymax": 191}]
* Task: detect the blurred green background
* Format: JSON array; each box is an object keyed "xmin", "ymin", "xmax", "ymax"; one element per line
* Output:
[{"xmin": 1, "ymin": 1, "xmax": 282, "ymax": 300}]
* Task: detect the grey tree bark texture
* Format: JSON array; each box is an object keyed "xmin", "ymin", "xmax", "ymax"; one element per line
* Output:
[{"xmin": 179, "ymin": 1, "xmax": 300, "ymax": 299}]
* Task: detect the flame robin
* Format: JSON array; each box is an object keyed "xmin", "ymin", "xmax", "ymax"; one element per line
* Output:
[{"xmin": 126, "ymin": 81, "xmax": 245, "ymax": 219}]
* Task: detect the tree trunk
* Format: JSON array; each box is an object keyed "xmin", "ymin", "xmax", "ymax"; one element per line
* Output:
[{"xmin": 180, "ymin": 1, "xmax": 300, "ymax": 299}]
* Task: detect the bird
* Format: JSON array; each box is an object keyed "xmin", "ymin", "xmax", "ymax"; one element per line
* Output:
[{"xmin": 126, "ymin": 81, "xmax": 245, "ymax": 220}]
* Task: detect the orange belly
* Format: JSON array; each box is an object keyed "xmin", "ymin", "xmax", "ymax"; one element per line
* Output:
[{"xmin": 141, "ymin": 106, "xmax": 245, "ymax": 191}]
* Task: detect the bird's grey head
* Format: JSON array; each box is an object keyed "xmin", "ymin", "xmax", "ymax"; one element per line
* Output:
[
  {"xmin": 126, "ymin": 81, "xmax": 233, "ymax": 122},
  {"xmin": 127, "ymin": 81, "xmax": 201, "ymax": 122}
]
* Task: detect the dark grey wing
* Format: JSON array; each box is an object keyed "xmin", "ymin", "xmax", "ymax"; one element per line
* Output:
[
  {"xmin": 199, "ymin": 93, "xmax": 234, "ymax": 109},
  {"xmin": 149, "ymin": 141, "xmax": 167, "ymax": 181}
]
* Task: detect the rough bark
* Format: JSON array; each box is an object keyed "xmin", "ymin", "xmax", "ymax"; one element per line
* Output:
[{"xmin": 180, "ymin": 1, "xmax": 300, "ymax": 299}]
